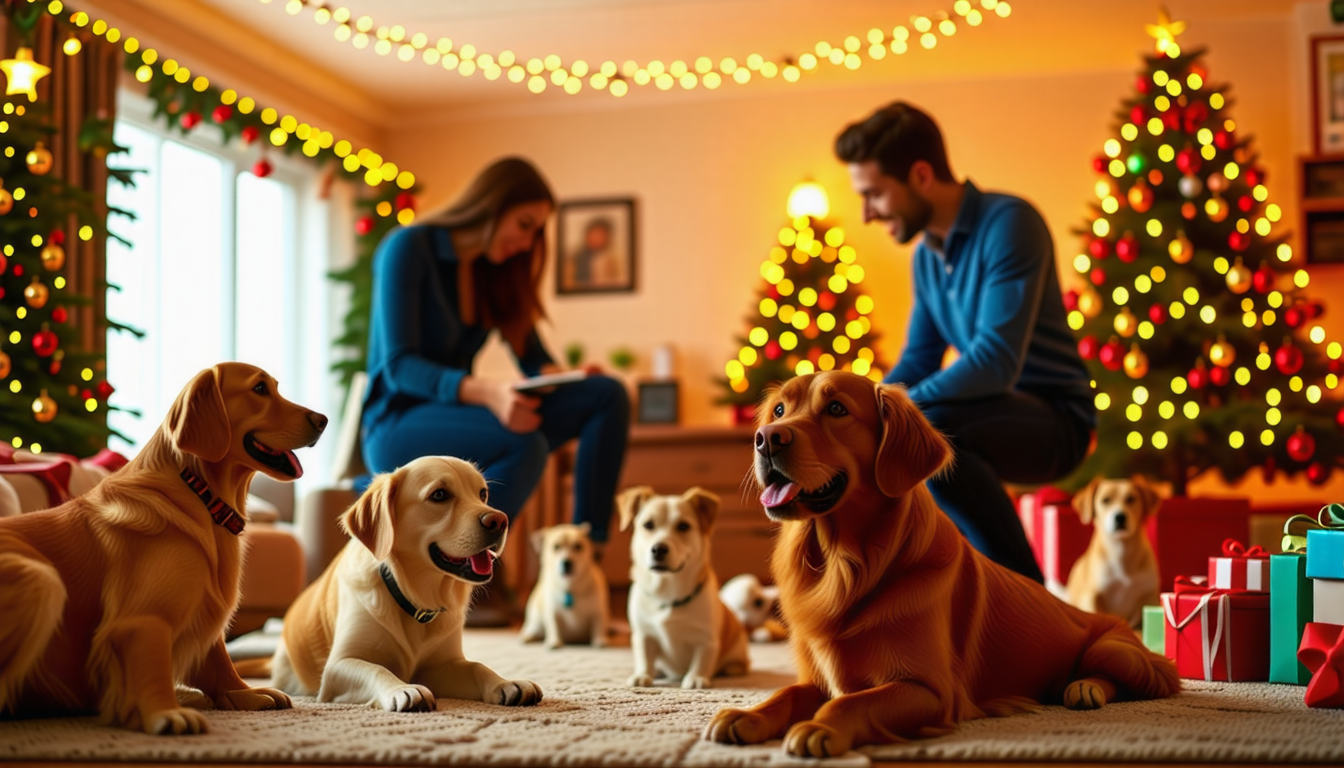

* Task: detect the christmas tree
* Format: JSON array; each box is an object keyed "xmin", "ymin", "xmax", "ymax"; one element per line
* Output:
[
  {"xmin": 720, "ymin": 183, "xmax": 886, "ymax": 419},
  {"xmin": 1067, "ymin": 12, "xmax": 1344, "ymax": 496},
  {"xmin": 0, "ymin": 44, "xmax": 132, "ymax": 455}
]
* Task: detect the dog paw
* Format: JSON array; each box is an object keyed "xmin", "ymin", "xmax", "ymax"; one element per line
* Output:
[
  {"xmin": 490, "ymin": 679, "xmax": 543, "ymax": 707},
  {"xmin": 626, "ymin": 673, "xmax": 654, "ymax": 687},
  {"xmin": 217, "ymin": 686, "xmax": 293, "ymax": 711},
  {"xmin": 1063, "ymin": 679, "xmax": 1108, "ymax": 710},
  {"xmin": 380, "ymin": 684, "xmax": 436, "ymax": 712},
  {"xmin": 784, "ymin": 721, "xmax": 850, "ymax": 758},
  {"xmin": 703, "ymin": 708, "xmax": 771, "ymax": 745},
  {"xmin": 682, "ymin": 674, "xmax": 713, "ymax": 690},
  {"xmin": 545, "ymin": 639, "xmax": 564, "ymax": 651},
  {"xmin": 145, "ymin": 707, "xmax": 209, "ymax": 735}
]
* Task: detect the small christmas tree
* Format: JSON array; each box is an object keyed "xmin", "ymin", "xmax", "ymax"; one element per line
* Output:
[
  {"xmin": 720, "ymin": 186, "xmax": 886, "ymax": 419},
  {"xmin": 1067, "ymin": 11, "xmax": 1344, "ymax": 495}
]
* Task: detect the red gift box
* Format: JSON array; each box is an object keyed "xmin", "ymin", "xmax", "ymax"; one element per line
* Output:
[
  {"xmin": 1017, "ymin": 486, "xmax": 1091, "ymax": 585},
  {"xmin": 1208, "ymin": 539, "xmax": 1270, "ymax": 592},
  {"xmin": 1162, "ymin": 577, "xmax": 1270, "ymax": 681},
  {"xmin": 1298, "ymin": 621, "xmax": 1344, "ymax": 708},
  {"xmin": 1147, "ymin": 496, "xmax": 1252, "ymax": 593}
]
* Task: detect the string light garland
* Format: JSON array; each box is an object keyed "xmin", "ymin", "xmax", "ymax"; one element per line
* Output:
[{"xmin": 260, "ymin": 0, "xmax": 1012, "ymax": 98}]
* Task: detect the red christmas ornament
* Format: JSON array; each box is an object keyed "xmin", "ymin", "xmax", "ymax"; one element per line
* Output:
[
  {"xmin": 1275, "ymin": 340, "xmax": 1304, "ymax": 375},
  {"xmin": 50, "ymin": 229, "xmax": 65, "ymax": 245},
  {"xmin": 817, "ymin": 291, "xmax": 836, "ymax": 311},
  {"xmin": 51, "ymin": 306, "xmax": 68, "ymax": 324},
  {"xmin": 1136, "ymin": 76, "xmax": 1151, "ymax": 94},
  {"xmin": 1284, "ymin": 305, "xmax": 1305, "ymax": 329},
  {"xmin": 846, "ymin": 308, "xmax": 859, "ymax": 321},
  {"xmin": 1099, "ymin": 339, "xmax": 1126, "ymax": 371},
  {"xmin": 1187, "ymin": 363, "xmax": 1208, "ymax": 390},
  {"xmin": 32, "ymin": 329, "xmax": 58, "ymax": 357},
  {"xmin": 212, "ymin": 105, "xmax": 233, "ymax": 123},
  {"xmin": 241, "ymin": 125, "xmax": 260, "ymax": 146},
  {"xmin": 1209, "ymin": 364, "xmax": 1230, "ymax": 387},
  {"xmin": 0, "ymin": 252, "xmax": 6, "ymax": 274},
  {"xmin": 767, "ymin": 285, "xmax": 780, "ymax": 300},
  {"xmin": 49, "ymin": 360, "xmax": 60, "ymax": 375},
  {"xmin": 1148, "ymin": 303, "xmax": 1167, "ymax": 324},
  {"xmin": 764, "ymin": 340, "xmax": 782, "ymax": 361},
  {"xmin": 1237, "ymin": 195, "xmax": 1254, "ymax": 213},
  {"xmin": 1182, "ymin": 103, "xmax": 1208, "ymax": 134},
  {"xmin": 1092, "ymin": 155, "xmax": 1108, "ymax": 174},
  {"xmin": 1286, "ymin": 428, "xmax": 1317, "ymax": 464},
  {"xmin": 1306, "ymin": 302, "xmax": 1325, "ymax": 320},
  {"xmin": 1063, "ymin": 289, "xmax": 1079, "ymax": 311},
  {"xmin": 395, "ymin": 191, "xmax": 417, "ymax": 211},
  {"xmin": 1307, "ymin": 462, "xmax": 1332, "ymax": 486},
  {"xmin": 1175, "ymin": 148, "xmax": 1201, "ymax": 175},
  {"xmin": 1115, "ymin": 232, "xmax": 1139, "ymax": 263},
  {"xmin": 1245, "ymin": 169, "xmax": 1263, "ymax": 187},
  {"xmin": 1252, "ymin": 263, "xmax": 1275, "ymax": 294},
  {"xmin": 1089, "ymin": 238, "xmax": 1111, "ymax": 259},
  {"xmin": 13, "ymin": 263, "xmax": 23, "ymax": 277},
  {"xmin": 180, "ymin": 110, "xmax": 202, "ymax": 130},
  {"xmin": 355, "ymin": 216, "xmax": 375, "ymax": 236},
  {"xmin": 1228, "ymin": 231, "xmax": 1250, "ymax": 252},
  {"xmin": 80, "ymin": 388, "xmax": 93, "ymax": 401},
  {"xmin": 1162, "ymin": 109, "xmax": 1181, "ymax": 132},
  {"xmin": 95, "ymin": 380, "xmax": 115, "ymax": 400},
  {"xmin": 1090, "ymin": 267, "xmax": 1107, "ymax": 286},
  {"xmin": 1214, "ymin": 130, "xmax": 1234, "ymax": 150},
  {"xmin": 252, "ymin": 158, "xmax": 273, "ymax": 178},
  {"xmin": 1336, "ymin": 405, "xmax": 1344, "ymax": 430},
  {"xmin": 1129, "ymin": 105, "xmax": 1148, "ymax": 125},
  {"xmin": 1078, "ymin": 335, "xmax": 1100, "ymax": 360}
]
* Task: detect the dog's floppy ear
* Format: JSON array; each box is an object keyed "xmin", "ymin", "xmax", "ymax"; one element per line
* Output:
[
  {"xmin": 1072, "ymin": 477, "xmax": 1103, "ymax": 525},
  {"xmin": 165, "ymin": 366, "xmax": 231, "ymax": 462},
  {"xmin": 576, "ymin": 521, "xmax": 592, "ymax": 539},
  {"xmin": 1133, "ymin": 475, "xmax": 1162, "ymax": 519},
  {"xmin": 874, "ymin": 384, "xmax": 953, "ymax": 498},
  {"xmin": 530, "ymin": 527, "xmax": 547, "ymax": 554},
  {"xmin": 617, "ymin": 486, "xmax": 656, "ymax": 532},
  {"xmin": 681, "ymin": 487, "xmax": 721, "ymax": 533},
  {"xmin": 341, "ymin": 469, "xmax": 401, "ymax": 560}
]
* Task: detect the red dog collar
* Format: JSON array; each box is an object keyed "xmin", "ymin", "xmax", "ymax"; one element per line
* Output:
[{"xmin": 179, "ymin": 467, "xmax": 245, "ymax": 535}]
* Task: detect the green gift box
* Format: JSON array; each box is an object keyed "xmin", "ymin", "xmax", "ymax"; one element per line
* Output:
[
  {"xmin": 1142, "ymin": 605, "xmax": 1165, "ymax": 656},
  {"xmin": 1270, "ymin": 553, "xmax": 1313, "ymax": 684}
]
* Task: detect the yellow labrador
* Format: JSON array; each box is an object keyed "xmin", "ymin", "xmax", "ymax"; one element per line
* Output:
[{"xmin": 272, "ymin": 456, "xmax": 542, "ymax": 710}]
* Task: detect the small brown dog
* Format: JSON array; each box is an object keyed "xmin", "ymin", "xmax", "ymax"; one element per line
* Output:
[
  {"xmin": 0, "ymin": 363, "xmax": 325, "ymax": 734},
  {"xmin": 521, "ymin": 523, "xmax": 610, "ymax": 648},
  {"xmin": 1064, "ymin": 477, "xmax": 1162, "ymax": 628},
  {"xmin": 705, "ymin": 372, "xmax": 1178, "ymax": 757}
]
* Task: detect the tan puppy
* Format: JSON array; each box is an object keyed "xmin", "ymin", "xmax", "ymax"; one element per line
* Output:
[
  {"xmin": 521, "ymin": 523, "xmax": 610, "ymax": 648},
  {"xmin": 705, "ymin": 372, "xmax": 1178, "ymax": 757},
  {"xmin": 618, "ymin": 487, "xmax": 750, "ymax": 689},
  {"xmin": 0, "ymin": 363, "xmax": 325, "ymax": 734},
  {"xmin": 1064, "ymin": 477, "xmax": 1162, "ymax": 628},
  {"xmin": 272, "ymin": 456, "xmax": 542, "ymax": 711}
]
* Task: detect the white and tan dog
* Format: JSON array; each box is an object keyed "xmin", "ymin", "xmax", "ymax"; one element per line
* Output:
[
  {"xmin": 1064, "ymin": 477, "xmax": 1162, "ymax": 628},
  {"xmin": 719, "ymin": 574, "xmax": 787, "ymax": 643},
  {"xmin": 521, "ymin": 523, "xmax": 610, "ymax": 648},
  {"xmin": 270, "ymin": 456, "xmax": 542, "ymax": 711},
  {"xmin": 618, "ymin": 486, "xmax": 749, "ymax": 689}
]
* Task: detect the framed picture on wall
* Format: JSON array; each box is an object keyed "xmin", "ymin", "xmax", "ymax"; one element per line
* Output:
[
  {"xmin": 556, "ymin": 198, "xmax": 636, "ymax": 295},
  {"xmin": 1312, "ymin": 35, "xmax": 1344, "ymax": 155}
]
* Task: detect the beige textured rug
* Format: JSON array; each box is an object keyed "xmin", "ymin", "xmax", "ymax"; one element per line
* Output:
[{"xmin": 2, "ymin": 629, "xmax": 1343, "ymax": 765}]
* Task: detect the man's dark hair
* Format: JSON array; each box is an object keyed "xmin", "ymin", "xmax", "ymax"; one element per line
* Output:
[{"xmin": 834, "ymin": 101, "xmax": 954, "ymax": 183}]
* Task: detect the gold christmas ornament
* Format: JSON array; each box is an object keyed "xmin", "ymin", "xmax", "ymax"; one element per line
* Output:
[
  {"xmin": 1123, "ymin": 343, "xmax": 1150, "ymax": 379},
  {"xmin": 1206, "ymin": 195, "xmax": 1229, "ymax": 223},
  {"xmin": 0, "ymin": 348, "xmax": 10, "ymax": 379},
  {"xmin": 1208, "ymin": 335, "xmax": 1236, "ymax": 368},
  {"xmin": 0, "ymin": 182, "xmax": 11, "ymax": 216},
  {"xmin": 1206, "ymin": 172, "xmax": 1228, "ymax": 194},
  {"xmin": 1127, "ymin": 179, "xmax": 1154, "ymax": 213},
  {"xmin": 1077, "ymin": 285, "xmax": 1103, "ymax": 319},
  {"xmin": 1226, "ymin": 257, "xmax": 1252, "ymax": 294},
  {"xmin": 32, "ymin": 390, "xmax": 57, "ymax": 424},
  {"xmin": 1169, "ymin": 231, "xmax": 1194, "ymax": 264},
  {"xmin": 25, "ymin": 141, "xmax": 53, "ymax": 175},
  {"xmin": 1114, "ymin": 306, "xmax": 1138, "ymax": 338},
  {"xmin": 23, "ymin": 277, "xmax": 48, "ymax": 309},
  {"xmin": 40, "ymin": 242, "xmax": 64, "ymax": 271}
]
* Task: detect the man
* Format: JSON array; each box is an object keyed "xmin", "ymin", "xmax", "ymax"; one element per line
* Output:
[{"xmin": 835, "ymin": 101, "xmax": 1095, "ymax": 582}]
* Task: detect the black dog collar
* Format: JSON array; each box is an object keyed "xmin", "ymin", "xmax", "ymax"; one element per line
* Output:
[
  {"xmin": 660, "ymin": 579, "xmax": 707, "ymax": 611},
  {"xmin": 379, "ymin": 563, "xmax": 441, "ymax": 624},
  {"xmin": 179, "ymin": 467, "xmax": 245, "ymax": 535}
]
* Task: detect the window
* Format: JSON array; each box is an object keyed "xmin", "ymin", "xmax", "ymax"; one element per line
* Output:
[{"xmin": 107, "ymin": 91, "xmax": 350, "ymax": 478}]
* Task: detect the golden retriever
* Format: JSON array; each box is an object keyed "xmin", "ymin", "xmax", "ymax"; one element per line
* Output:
[
  {"xmin": 271, "ymin": 456, "xmax": 542, "ymax": 710},
  {"xmin": 0, "ymin": 363, "xmax": 326, "ymax": 734},
  {"xmin": 705, "ymin": 371, "xmax": 1179, "ymax": 757},
  {"xmin": 1065, "ymin": 477, "xmax": 1162, "ymax": 628}
]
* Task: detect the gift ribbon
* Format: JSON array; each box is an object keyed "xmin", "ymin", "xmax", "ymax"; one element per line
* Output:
[
  {"xmin": 1282, "ymin": 503, "xmax": 1344, "ymax": 554},
  {"xmin": 1298, "ymin": 622, "xmax": 1344, "ymax": 708},
  {"xmin": 1212, "ymin": 539, "xmax": 1268, "ymax": 591},
  {"xmin": 1220, "ymin": 539, "xmax": 1267, "ymax": 558},
  {"xmin": 1164, "ymin": 577, "xmax": 1232, "ymax": 682}
]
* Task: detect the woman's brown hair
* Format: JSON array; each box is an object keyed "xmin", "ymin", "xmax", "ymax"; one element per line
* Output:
[{"xmin": 417, "ymin": 157, "xmax": 555, "ymax": 355}]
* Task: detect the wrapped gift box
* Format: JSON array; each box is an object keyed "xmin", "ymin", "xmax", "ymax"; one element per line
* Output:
[
  {"xmin": 1162, "ymin": 580, "xmax": 1270, "ymax": 682},
  {"xmin": 1270, "ymin": 554, "xmax": 1314, "ymax": 685},
  {"xmin": 1306, "ymin": 528, "xmax": 1344, "ymax": 580},
  {"xmin": 1142, "ymin": 605, "xmax": 1165, "ymax": 655},
  {"xmin": 1147, "ymin": 497, "xmax": 1252, "ymax": 593},
  {"xmin": 1208, "ymin": 540, "xmax": 1270, "ymax": 591},
  {"xmin": 1314, "ymin": 577, "xmax": 1344, "ymax": 626},
  {"xmin": 1016, "ymin": 486, "xmax": 1091, "ymax": 585}
]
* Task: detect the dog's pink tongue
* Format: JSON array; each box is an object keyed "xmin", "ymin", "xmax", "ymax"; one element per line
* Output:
[
  {"xmin": 285, "ymin": 451, "xmax": 304, "ymax": 479},
  {"xmin": 469, "ymin": 551, "xmax": 494, "ymax": 576},
  {"xmin": 760, "ymin": 482, "xmax": 800, "ymax": 508}
]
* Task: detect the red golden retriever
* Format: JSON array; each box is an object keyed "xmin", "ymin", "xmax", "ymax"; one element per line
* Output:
[{"xmin": 705, "ymin": 371, "xmax": 1178, "ymax": 757}]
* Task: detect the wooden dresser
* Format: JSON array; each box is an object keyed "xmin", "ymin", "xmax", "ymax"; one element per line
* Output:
[{"xmin": 525, "ymin": 424, "xmax": 777, "ymax": 588}]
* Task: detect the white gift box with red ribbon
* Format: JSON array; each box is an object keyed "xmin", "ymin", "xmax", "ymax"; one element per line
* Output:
[{"xmin": 1208, "ymin": 539, "xmax": 1270, "ymax": 592}]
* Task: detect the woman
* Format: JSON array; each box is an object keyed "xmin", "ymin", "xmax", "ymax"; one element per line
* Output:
[{"xmin": 361, "ymin": 157, "xmax": 629, "ymax": 561}]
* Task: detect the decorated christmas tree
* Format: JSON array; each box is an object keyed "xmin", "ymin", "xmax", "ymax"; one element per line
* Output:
[
  {"xmin": 1067, "ymin": 12, "xmax": 1344, "ymax": 495},
  {"xmin": 720, "ymin": 183, "xmax": 886, "ymax": 420}
]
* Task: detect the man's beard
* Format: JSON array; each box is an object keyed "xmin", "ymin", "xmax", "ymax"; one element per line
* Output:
[{"xmin": 892, "ymin": 190, "xmax": 934, "ymax": 245}]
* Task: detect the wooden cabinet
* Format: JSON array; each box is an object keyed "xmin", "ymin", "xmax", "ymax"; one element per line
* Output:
[{"xmin": 533, "ymin": 425, "xmax": 777, "ymax": 588}]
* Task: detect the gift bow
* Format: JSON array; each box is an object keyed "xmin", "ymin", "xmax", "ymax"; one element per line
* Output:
[
  {"xmin": 1165, "ymin": 577, "xmax": 1233, "ymax": 682},
  {"xmin": 1220, "ymin": 539, "xmax": 1267, "ymax": 558},
  {"xmin": 1298, "ymin": 622, "xmax": 1344, "ymax": 708},
  {"xmin": 1282, "ymin": 503, "xmax": 1344, "ymax": 554}
]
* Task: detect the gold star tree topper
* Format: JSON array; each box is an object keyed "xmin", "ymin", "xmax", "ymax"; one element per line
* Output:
[
  {"xmin": 1145, "ymin": 7, "xmax": 1187, "ymax": 55},
  {"xmin": 0, "ymin": 47, "xmax": 51, "ymax": 102}
]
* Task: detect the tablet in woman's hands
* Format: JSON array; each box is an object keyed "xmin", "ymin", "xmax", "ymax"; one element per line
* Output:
[{"xmin": 512, "ymin": 370, "xmax": 589, "ymax": 392}]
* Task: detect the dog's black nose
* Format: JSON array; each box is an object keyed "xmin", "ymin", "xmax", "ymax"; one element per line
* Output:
[
  {"xmin": 755, "ymin": 425, "xmax": 792, "ymax": 458},
  {"xmin": 308, "ymin": 411, "xmax": 328, "ymax": 433},
  {"xmin": 651, "ymin": 543, "xmax": 669, "ymax": 562},
  {"xmin": 1114, "ymin": 512, "xmax": 1128, "ymax": 529},
  {"xmin": 480, "ymin": 511, "xmax": 508, "ymax": 532},
  {"xmin": 561, "ymin": 559, "xmax": 573, "ymax": 576}
]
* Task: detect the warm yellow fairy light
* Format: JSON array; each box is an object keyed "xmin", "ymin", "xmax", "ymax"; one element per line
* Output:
[
  {"xmin": 1266, "ymin": 407, "xmax": 1282, "ymax": 426},
  {"xmin": 1261, "ymin": 429, "xmax": 1275, "ymax": 447},
  {"xmin": 1159, "ymin": 401, "xmax": 1175, "ymax": 419},
  {"xmin": 1146, "ymin": 219, "xmax": 1163, "ymax": 237},
  {"xmin": 1127, "ymin": 432, "xmax": 1143, "ymax": 450},
  {"xmin": 1235, "ymin": 367, "xmax": 1250, "ymax": 386},
  {"xmin": 1328, "ymin": 342, "xmax": 1342, "ymax": 360},
  {"xmin": 1183, "ymin": 287, "xmax": 1199, "ymax": 305},
  {"xmin": 1184, "ymin": 402, "xmax": 1200, "ymax": 419},
  {"xmin": 1171, "ymin": 377, "xmax": 1187, "ymax": 395},
  {"xmin": 759, "ymin": 298, "xmax": 778, "ymax": 317},
  {"xmin": 1067, "ymin": 311, "xmax": 1084, "ymax": 330},
  {"xmin": 1311, "ymin": 326, "xmax": 1327, "ymax": 344},
  {"xmin": 1095, "ymin": 392, "xmax": 1111, "ymax": 410},
  {"xmin": 1113, "ymin": 287, "xmax": 1129, "ymax": 305},
  {"xmin": 1229, "ymin": 431, "xmax": 1244, "ymax": 449},
  {"xmin": 1199, "ymin": 306, "xmax": 1216, "ymax": 324},
  {"xmin": 779, "ymin": 332, "xmax": 798, "ymax": 351},
  {"xmin": 725, "ymin": 360, "xmax": 745, "ymax": 379},
  {"xmin": 1126, "ymin": 404, "xmax": 1142, "ymax": 422},
  {"xmin": 1152, "ymin": 431, "xmax": 1169, "ymax": 450},
  {"xmin": 1138, "ymin": 322, "xmax": 1154, "ymax": 340},
  {"xmin": 1122, "ymin": 123, "xmax": 1139, "ymax": 141},
  {"xmin": 1093, "ymin": 219, "xmax": 1110, "ymax": 237},
  {"xmin": 1135, "ymin": 275, "xmax": 1152, "ymax": 293},
  {"xmin": 1169, "ymin": 302, "xmax": 1185, "ymax": 320},
  {"xmin": 1074, "ymin": 254, "xmax": 1091, "ymax": 273},
  {"xmin": 1295, "ymin": 270, "xmax": 1311, "ymax": 288}
]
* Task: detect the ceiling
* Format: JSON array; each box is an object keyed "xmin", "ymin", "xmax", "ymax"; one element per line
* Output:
[{"xmin": 183, "ymin": 0, "xmax": 1308, "ymax": 119}]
